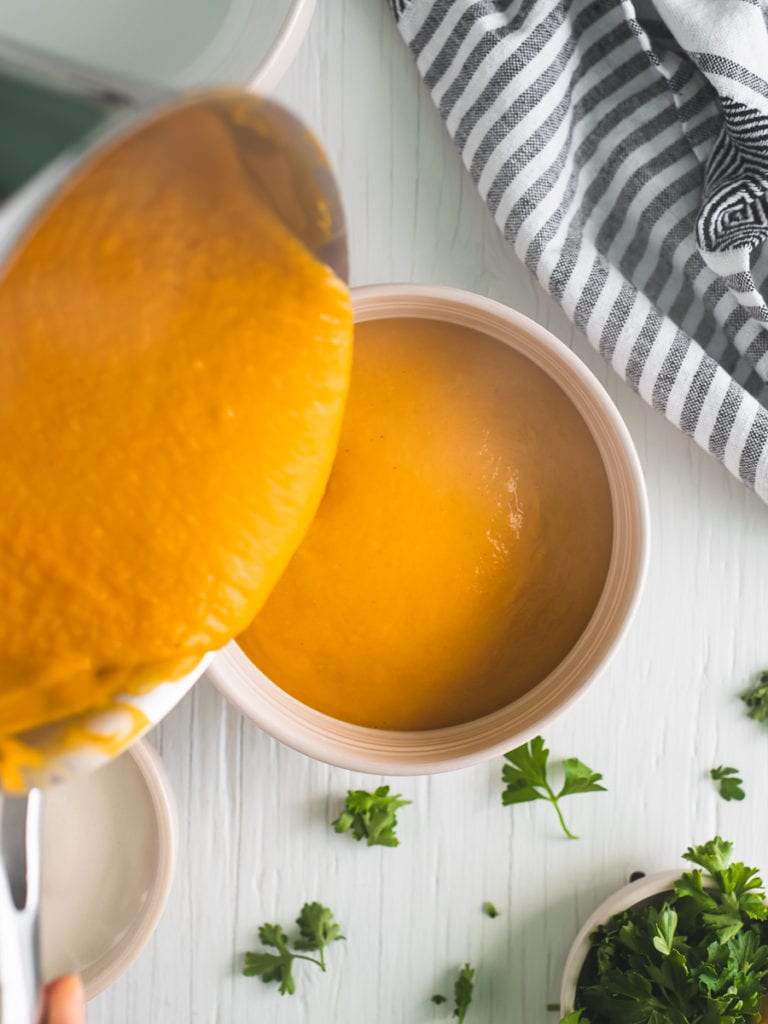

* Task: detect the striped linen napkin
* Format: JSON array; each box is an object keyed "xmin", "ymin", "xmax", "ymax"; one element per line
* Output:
[{"xmin": 388, "ymin": 0, "xmax": 768, "ymax": 503}]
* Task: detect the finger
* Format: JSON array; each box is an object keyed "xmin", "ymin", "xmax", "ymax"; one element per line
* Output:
[{"xmin": 43, "ymin": 975, "xmax": 86, "ymax": 1024}]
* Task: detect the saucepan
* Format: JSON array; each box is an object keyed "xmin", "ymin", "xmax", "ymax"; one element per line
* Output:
[
  {"xmin": 0, "ymin": 36, "xmax": 348, "ymax": 1021},
  {"xmin": 0, "ymin": 37, "xmax": 346, "ymax": 792}
]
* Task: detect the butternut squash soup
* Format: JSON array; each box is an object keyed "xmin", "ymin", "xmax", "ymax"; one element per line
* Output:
[
  {"xmin": 0, "ymin": 98, "xmax": 352, "ymax": 787},
  {"xmin": 238, "ymin": 316, "xmax": 614, "ymax": 731}
]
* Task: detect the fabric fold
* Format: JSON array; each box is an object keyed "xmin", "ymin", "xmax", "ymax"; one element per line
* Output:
[{"xmin": 389, "ymin": 0, "xmax": 768, "ymax": 502}]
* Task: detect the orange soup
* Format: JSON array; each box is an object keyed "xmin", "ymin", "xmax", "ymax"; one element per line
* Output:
[
  {"xmin": 0, "ymin": 98, "xmax": 352, "ymax": 788},
  {"xmin": 238, "ymin": 316, "xmax": 613, "ymax": 730}
]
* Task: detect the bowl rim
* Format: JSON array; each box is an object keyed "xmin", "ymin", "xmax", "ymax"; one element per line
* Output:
[
  {"xmin": 80, "ymin": 739, "xmax": 177, "ymax": 1000},
  {"xmin": 208, "ymin": 282, "xmax": 650, "ymax": 775},
  {"xmin": 559, "ymin": 868, "xmax": 713, "ymax": 1017},
  {"xmin": 248, "ymin": 0, "xmax": 318, "ymax": 94},
  {"xmin": 0, "ymin": 0, "xmax": 317, "ymax": 94}
]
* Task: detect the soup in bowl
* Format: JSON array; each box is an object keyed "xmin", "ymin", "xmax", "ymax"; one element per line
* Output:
[{"xmin": 208, "ymin": 284, "xmax": 648, "ymax": 774}]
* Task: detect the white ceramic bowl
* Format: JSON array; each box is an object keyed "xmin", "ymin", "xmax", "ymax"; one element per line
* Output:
[
  {"xmin": 1, "ymin": 0, "xmax": 316, "ymax": 92},
  {"xmin": 41, "ymin": 739, "xmax": 177, "ymax": 998},
  {"xmin": 559, "ymin": 869, "xmax": 705, "ymax": 1017},
  {"xmin": 209, "ymin": 284, "xmax": 650, "ymax": 775}
]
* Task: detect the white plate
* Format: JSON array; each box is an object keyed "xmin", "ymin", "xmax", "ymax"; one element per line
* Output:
[
  {"xmin": 1, "ymin": 0, "xmax": 315, "ymax": 91},
  {"xmin": 41, "ymin": 740, "xmax": 176, "ymax": 999}
]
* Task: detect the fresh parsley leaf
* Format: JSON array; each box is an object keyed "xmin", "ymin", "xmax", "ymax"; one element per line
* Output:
[
  {"xmin": 573, "ymin": 838, "xmax": 768, "ymax": 1024},
  {"xmin": 243, "ymin": 924, "xmax": 296, "ymax": 995},
  {"xmin": 242, "ymin": 903, "xmax": 344, "ymax": 994},
  {"xmin": 673, "ymin": 868, "xmax": 717, "ymax": 909},
  {"xmin": 503, "ymin": 735, "xmax": 550, "ymax": 790},
  {"xmin": 258, "ymin": 922, "xmax": 289, "ymax": 949},
  {"xmin": 332, "ymin": 786, "xmax": 412, "ymax": 847},
  {"xmin": 559, "ymin": 759, "xmax": 606, "ymax": 798},
  {"xmin": 710, "ymin": 765, "xmax": 745, "ymax": 802},
  {"xmin": 293, "ymin": 902, "xmax": 344, "ymax": 968},
  {"xmin": 651, "ymin": 906, "xmax": 678, "ymax": 955},
  {"xmin": 482, "ymin": 901, "xmax": 499, "ymax": 919},
  {"xmin": 431, "ymin": 994, "xmax": 447, "ymax": 1005},
  {"xmin": 243, "ymin": 949, "xmax": 297, "ymax": 995},
  {"xmin": 453, "ymin": 964, "xmax": 475, "ymax": 1023},
  {"xmin": 501, "ymin": 737, "xmax": 605, "ymax": 840},
  {"xmin": 683, "ymin": 836, "xmax": 733, "ymax": 874},
  {"xmin": 702, "ymin": 901, "xmax": 745, "ymax": 943},
  {"xmin": 742, "ymin": 669, "xmax": 768, "ymax": 723}
]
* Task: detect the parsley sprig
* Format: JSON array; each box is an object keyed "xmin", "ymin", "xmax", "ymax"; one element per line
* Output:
[
  {"xmin": 501, "ymin": 736, "xmax": 605, "ymax": 840},
  {"xmin": 568, "ymin": 837, "xmax": 768, "ymax": 1023},
  {"xmin": 332, "ymin": 786, "xmax": 412, "ymax": 847},
  {"xmin": 710, "ymin": 765, "xmax": 745, "ymax": 802},
  {"xmin": 242, "ymin": 902, "xmax": 344, "ymax": 995},
  {"xmin": 453, "ymin": 964, "xmax": 475, "ymax": 1022},
  {"xmin": 742, "ymin": 669, "xmax": 768, "ymax": 723},
  {"xmin": 431, "ymin": 964, "xmax": 475, "ymax": 1021}
]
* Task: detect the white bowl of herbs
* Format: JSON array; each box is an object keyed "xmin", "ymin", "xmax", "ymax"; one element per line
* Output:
[{"xmin": 559, "ymin": 837, "xmax": 768, "ymax": 1024}]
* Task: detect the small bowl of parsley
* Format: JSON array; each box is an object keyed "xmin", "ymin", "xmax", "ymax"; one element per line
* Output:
[{"xmin": 559, "ymin": 837, "xmax": 768, "ymax": 1024}]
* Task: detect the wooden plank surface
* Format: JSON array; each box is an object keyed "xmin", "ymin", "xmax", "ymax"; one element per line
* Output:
[{"xmin": 90, "ymin": 2, "xmax": 768, "ymax": 1021}]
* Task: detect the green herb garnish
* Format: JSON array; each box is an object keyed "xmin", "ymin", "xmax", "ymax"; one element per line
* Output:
[
  {"xmin": 332, "ymin": 786, "xmax": 412, "ymax": 847},
  {"xmin": 431, "ymin": 993, "xmax": 447, "ymax": 1005},
  {"xmin": 710, "ymin": 765, "xmax": 745, "ymax": 801},
  {"xmin": 566, "ymin": 837, "xmax": 768, "ymax": 1023},
  {"xmin": 482, "ymin": 901, "xmax": 499, "ymax": 919},
  {"xmin": 453, "ymin": 964, "xmax": 475, "ymax": 1022},
  {"xmin": 501, "ymin": 736, "xmax": 605, "ymax": 840},
  {"xmin": 242, "ymin": 902, "xmax": 344, "ymax": 995},
  {"xmin": 742, "ymin": 669, "xmax": 768, "ymax": 723}
]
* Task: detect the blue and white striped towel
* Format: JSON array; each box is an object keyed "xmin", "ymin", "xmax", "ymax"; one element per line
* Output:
[{"xmin": 389, "ymin": 0, "xmax": 768, "ymax": 503}]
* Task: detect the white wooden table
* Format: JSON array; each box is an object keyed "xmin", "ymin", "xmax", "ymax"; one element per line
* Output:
[{"xmin": 91, "ymin": 3, "xmax": 768, "ymax": 1021}]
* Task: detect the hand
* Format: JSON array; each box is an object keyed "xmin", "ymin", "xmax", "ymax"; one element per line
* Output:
[{"xmin": 40, "ymin": 975, "xmax": 86, "ymax": 1024}]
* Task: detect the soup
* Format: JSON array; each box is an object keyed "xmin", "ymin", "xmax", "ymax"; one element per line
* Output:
[
  {"xmin": 0, "ymin": 98, "xmax": 352, "ymax": 788},
  {"xmin": 238, "ymin": 316, "xmax": 613, "ymax": 730}
]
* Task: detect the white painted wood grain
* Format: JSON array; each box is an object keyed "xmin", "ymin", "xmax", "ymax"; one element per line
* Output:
[{"xmin": 89, "ymin": 1, "xmax": 768, "ymax": 1021}]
